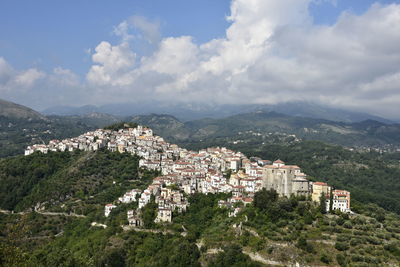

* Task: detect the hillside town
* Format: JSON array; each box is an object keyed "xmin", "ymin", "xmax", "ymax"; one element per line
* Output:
[{"xmin": 25, "ymin": 125, "xmax": 351, "ymax": 225}]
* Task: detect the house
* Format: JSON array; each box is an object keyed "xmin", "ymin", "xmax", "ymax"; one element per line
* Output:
[
  {"xmin": 262, "ymin": 160, "xmax": 310, "ymax": 196},
  {"xmin": 312, "ymin": 182, "xmax": 331, "ymax": 202},
  {"xmin": 127, "ymin": 210, "xmax": 143, "ymax": 227},
  {"xmin": 104, "ymin": 204, "xmax": 117, "ymax": 217},
  {"xmin": 329, "ymin": 190, "xmax": 351, "ymax": 213},
  {"xmin": 118, "ymin": 189, "xmax": 141, "ymax": 204},
  {"xmin": 155, "ymin": 208, "xmax": 172, "ymax": 223}
]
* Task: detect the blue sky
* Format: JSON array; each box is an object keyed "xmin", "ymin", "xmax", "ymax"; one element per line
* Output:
[
  {"xmin": 0, "ymin": 0, "xmax": 231, "ymax": 74},
  {"xmin": 1, "ymin": 0, "xmax": 397, "ymax": 75},
  {"xmin": 1, "ymin": 0, "xmax": 400, "ymax": 119}
]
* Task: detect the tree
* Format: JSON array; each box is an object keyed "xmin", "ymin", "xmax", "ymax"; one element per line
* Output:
[
  {"xmin": 97, "ymin": 248, "xmax": 126, "ymax": 267},
  {"xmin": 320, "ymin": 192, "xmax": 327, "ymax": 214},
  {"xmin": 208, "ymin": 244, "xmax": 261, "ymax": 267},
  {"xmin": 141, "ymin": 198, "xmax": 157, "ymax": 228},
  {"xmin": 297, "ymin": 236, "xmax": 314, "ymax": 253},
  {"xmin": 254, "ymin": 188, "xmax": 278, "ymax": 212}
]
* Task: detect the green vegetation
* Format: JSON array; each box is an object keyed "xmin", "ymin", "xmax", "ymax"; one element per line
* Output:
[
  {"xmin": 239, "ymin": 141, "xmax": 400, "ymax": 215},
  {"xmin": 2, "ymin": 120, "xmax": 400, "ymax": 265},
  {"xmin": 103, "ymin": 122, "xmax": 138, "ymax": 131},
  {"xmin": 130, "ymin": 112, "xmax": 400, "ymax": 149},
  {"xmin": 0, "ymin": 116, "xmax": 95, "ymax": 158},
  {"xmin": 183, "ymin": 140, "xmax": 400, "ymax": 215},
  {"xmin": 1, "ymin": 185, "xmax": 400, "ymax": 266},
  {"xmin": 0, "ymin": 149, "xmax": 158, "ymax": 213},
  {"xmin": 207, "ymin": 244, "xmax": 261, "ymax": 267}
]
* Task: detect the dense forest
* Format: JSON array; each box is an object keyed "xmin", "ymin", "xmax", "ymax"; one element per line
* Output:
[
  {"xmin": 0, "ymin": 149, "xmax": 158, "ymax": 213},
  {"xmin": 1, "ymin": 133, "xmax": 400, "ymax": 265},
  {"xmin": 0, "ymin": 116, "xmax": 94, "ymax": 158},
  {"xmin": 130, "ymin": 112, "xmax": 400, "ymax": 149},
  {"xmin": 1, "ymin": 185, "xmax": 400, "ymax": 266}
]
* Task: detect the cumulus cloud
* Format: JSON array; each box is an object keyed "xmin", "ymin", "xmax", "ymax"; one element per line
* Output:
[
  {"xmin": 2, "ymin": 0, "xmax": 400, "ymax": 119},
  {"xmin": 130, "ymin": 16, "xmax": 161, "ymax": 44},
  {"xmin": 0, "ymin": 58, "xmax": 85, "ymax": 108},
  {"xmin": 0, "ymin": 57, "xmax": 45, "ymax": 93},
  {"xmin": 81, "ymin": 1, "xmax": 400, "ymax": 118},
  {"xmin": 86, "ymin": 41, "xmax": 136, "ymax": 86}
]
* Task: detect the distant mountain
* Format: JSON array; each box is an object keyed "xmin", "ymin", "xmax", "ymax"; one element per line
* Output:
[
  {"xmin": 0, "ymin": 98, "xmax": 46, "ymax": 120},
  {"xmin": 255, "ymin": 102, "xmax": 394, "ymax": 124},
  {"xmin": 54, "ymin": 112, "xmax": 122, "ymax": 128},
  {"xmin": 42, "ymin": 101, "xmax": 395, "ymax": 123},
  {"xmin": 0, "ymin": 100, "xmax": 125, "ymax": 157},
  {"xmin": 129, "ymin": 111, "xmax": 400, "ymax": 148},
  {"xmin": 129, "ymin": 114, "xmax": 190, "ymax": 141},
  {"xmin": 42, "ymin": 102, "xmax": 250, "ymax": 121},
  {"xmin": 0, "ymin": 100, "xmax": 107, "ymax": 157},
  {"xmin": 42, "ymin": 105, "xmax": 100, "ymax": 116}
]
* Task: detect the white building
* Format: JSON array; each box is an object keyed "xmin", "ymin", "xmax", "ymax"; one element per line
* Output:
[
  {"xmin": 104, "ymin": 204, "xmax": 117, "ymax": 217},
  {"xmin": 328, "ymin": 190, "xmax": 351, "ymax": 213}
]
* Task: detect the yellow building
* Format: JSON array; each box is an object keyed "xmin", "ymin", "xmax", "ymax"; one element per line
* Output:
[{"xmin": 311, "ymin": 182, "xmax": 330, "ymax": 202}]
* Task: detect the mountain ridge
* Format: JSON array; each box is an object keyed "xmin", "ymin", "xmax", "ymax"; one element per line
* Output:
[
  {"xmin": 42, "ymin": 101, "xmax": 396, "ymax": 123},
  {"xmin": 129, "ymin": 111, "xmax": 400, "ymax": 149},
  {"xmin": 0, "ymin": 98, "xmax": 46, "ymax": 120}
]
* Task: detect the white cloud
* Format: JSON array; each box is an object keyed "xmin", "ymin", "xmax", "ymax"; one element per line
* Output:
[
  {"xmin": 50, "ymin": 67, "xmax": 80, "ymax": 87},
  {"xmin": 86, "ymin": 41, "xmax": 136, "ymax": 86},
  {"xmin": 141, "ymin": 36, "xmax": 199, "ymax": 76},
  {"xmin": 114, "ymin": 15, "xmax": 161, "ymax": 44},
  {"xmin": 14, "ymin": 68, "xmax": 45, "ymax": 88},
  {"xmin": 114, "ymin": 21, "xmax": 133, "ymax": 42},
  {"xmin": 0, "ymin": 57, "xmax": 45, "ymax": 93},
  {"xmin": 2, "ymin": 1, "xmax": 400, "ymax": 119},
  {"xmin": 79, "ymin": 1, "xmax": 400, "ymax": 119},
  {"xmin": 0, "ymin": 57, "xmax": 14, "ymax": 91},
  {"xmin": 130, "ymin": 15, "xmax": 161, "ymax": 44}
]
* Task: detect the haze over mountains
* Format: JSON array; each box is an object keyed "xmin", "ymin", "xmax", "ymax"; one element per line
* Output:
[
  {"xmin": 129, "ymin": 112, "xmax": 400, "ymax": 149},
  {"xmin": 2, "ymin": 98, "xmax": 400, "ymax": 158},
  {"xmin": 42, "ymin": 101, "xmax": 395, "ymax": 123},
  {"xmin": 0, "ymin": 99, "xmax": 46, "ymax": 120}
]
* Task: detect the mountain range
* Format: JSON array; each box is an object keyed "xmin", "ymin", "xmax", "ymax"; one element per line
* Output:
[
  {"xmin": 2, "ymin": 98, "xmax": 400, "ymax": 266},
  {"xmin": 0, "ymin": 99, "xmax": 46, "ymax": 120},
  {"xmin": 2, "ymin": 98, "xmax": 400, "ymax": 157},
  {"xmin": 129, "ymin": 112, "xmax": 400, "ymax": 149},
  {"xmin": 0, "ymin": 99, "xmax": 118, "ymax": 157},
  {"xmin": 42, "ymin": 101, "xmax": 396, "ymax": 123}
]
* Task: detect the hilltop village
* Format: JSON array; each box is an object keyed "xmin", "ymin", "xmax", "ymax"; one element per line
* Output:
[{"xmin": 25, "ymin": 125, "xmax": 351, "ymax": 225}]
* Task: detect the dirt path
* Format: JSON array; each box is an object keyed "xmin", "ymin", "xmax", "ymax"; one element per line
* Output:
[
  {"xmin": 0, "ymin": 209, "xmax": 86, "ymax": 218},
  {"xmin": 122, "ymin": 225, "xmax": 185, "ymax": 236},
  {"xmin": 243, "ymin": 250, "xmax": 286, "ymax": 266}
]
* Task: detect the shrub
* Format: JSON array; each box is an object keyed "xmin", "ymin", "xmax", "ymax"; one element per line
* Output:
[
  {"xmin": 335, "ymin": 242, "xmax": 349, "ymax": 251},
  {"xmin": 337, "ymin": 234, "xmax": 351, "ymax": 242},
  {"xmin": 297, "ymin": 236, "xmax": 314, "ymax": 253},
  {"xmin": 320, "ymin": 253, "xmax": 331, "ymax": 264},
  {"xmin": 336, "ymin": 254, "xmax": 346, "ymax": 266},
  {"xmin": 350, "ymin": 238, "xmax": 363, "ymax": 246},
  {"xmin": 343, "ymin": 221, "xmax": 353, "ymax": 229}
]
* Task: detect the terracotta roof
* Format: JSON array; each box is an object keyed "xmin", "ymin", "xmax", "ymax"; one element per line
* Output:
[{"xmin": 314, "ymin": 182, "xmax": 328, "ymax": 186}]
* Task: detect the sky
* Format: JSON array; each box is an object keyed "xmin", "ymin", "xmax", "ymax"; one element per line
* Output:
[{"xmin": 0, "ymin": 0, "xmax": 400, "ymax": 119}]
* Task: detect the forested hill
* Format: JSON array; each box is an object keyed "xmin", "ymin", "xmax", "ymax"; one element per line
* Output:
[
  {"xmin": 0, "ymin": 99, "xmax": 45, "ymax": 120},
  {"xmin": 129, "ymin": 112, "xmax": 400, "ymax": 148},
  {"xmin": 0, "ymin": 113, "xmax": 120, "ymax": 158},
  {"xmin": 0, "ymin": 149, "xmax": 158, "ymax": 212},
  {"xmin": 176, "ymin": 136, "xmax": 400, "ymax": 216},
  {"xmin": 1, "ymin": 149, "xmax": 400, "ymax": 266},
  {"xmin": 0, "ymin": 115, "xmax": 96, "ymax": 158}
]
